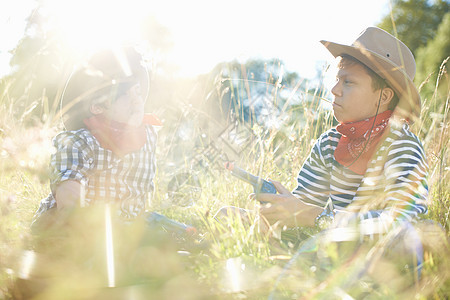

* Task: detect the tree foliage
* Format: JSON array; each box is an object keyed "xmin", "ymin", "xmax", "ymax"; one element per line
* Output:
[
  {"xmin": 415, "ymin": 12, "xmax": 450, "ymax": 99},
  {"xmin": 378, "ymin": 0, "xmax": 449, "ymax": 55},
  {"xmin": 1, "ymin": 4, "xmax": 68, "ymax": 125},
  {"xmin": 200, "ymin": 58, "xmax": 323, "ymax": 127},
  {"xmin": 378, "ymin": 0, "xmax": 449, "ymax": 123}
]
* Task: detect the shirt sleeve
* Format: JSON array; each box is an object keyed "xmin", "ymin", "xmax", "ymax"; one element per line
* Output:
[
  {"xmin": 293, "ymin": 133, "xmax": 333, "ymax": 207},
  {"xmin": 49, "ymin": 131, "xmax": 95, "ymax": 193}
]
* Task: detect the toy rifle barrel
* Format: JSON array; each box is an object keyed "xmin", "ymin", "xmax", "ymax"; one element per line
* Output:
[
  {"xmin": 224, "ymin": 162, "xmax": 277, "ymax": 195},
  {"xmin": 225, "ymin": 162, "xmax": 261, "ymax": 186},
  {"xmin": 147, "ymin": 212, "xmax": 197, "ymax": 236}
]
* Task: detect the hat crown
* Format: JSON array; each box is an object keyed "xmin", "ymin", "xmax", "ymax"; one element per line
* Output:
[{"xmin": 352, "ymin": 27, "xmax": 416, "ymax": 80}]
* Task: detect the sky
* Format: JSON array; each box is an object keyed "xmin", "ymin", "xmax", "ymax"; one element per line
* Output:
[{"xmin": 0, "ymin": 0, "xmax": 391, "ymax": 80}]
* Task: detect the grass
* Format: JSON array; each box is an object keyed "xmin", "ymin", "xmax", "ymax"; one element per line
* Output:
[{"xmin": 0, "ymin": 58, "xmax": 449, "ymax": 299}]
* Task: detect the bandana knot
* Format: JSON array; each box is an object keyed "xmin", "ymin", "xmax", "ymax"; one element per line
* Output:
[{"xmin": 335, "ymin": 110, "xmax": 392, "ymax": 175}]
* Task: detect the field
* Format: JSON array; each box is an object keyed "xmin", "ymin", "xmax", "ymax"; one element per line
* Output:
[{"xmin": 0, "ymin": 57, "xmax": 449, "ymax": 299}]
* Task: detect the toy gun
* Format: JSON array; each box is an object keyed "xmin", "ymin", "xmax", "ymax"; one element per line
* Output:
[
  {"xmin": 224, "ymin": 162, "xmax": 277, "ymax": 195},
  {"xmin": 147, "ymin": 212, "xmax": 197, "ymax": 238}
]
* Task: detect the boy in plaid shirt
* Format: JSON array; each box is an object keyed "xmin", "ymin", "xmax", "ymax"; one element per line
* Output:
[{"xmin": 32, "ymin": 46, "xmax": 161, "ymax": 227}]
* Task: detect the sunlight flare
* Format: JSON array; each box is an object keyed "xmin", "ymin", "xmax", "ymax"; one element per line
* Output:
[
  {"xmin": 226, "ymin": 257, "xmax": 244, "ymax": 292},
  {"xmin": 18, "ymin": 250, "xmax": 36, "ymax": 279},
  {"xmin": 41, "ymin": 0, "xmax": 149, "ymax": 53},
  {"xmin": 105, "ymin": 204, "xmax": 115, "ymax": 287}
]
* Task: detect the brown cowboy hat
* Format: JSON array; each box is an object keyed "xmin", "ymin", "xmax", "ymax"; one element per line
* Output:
[
  {"xmin": 59, "ymin": 46, "xmax": 150, "ymax": 130},
  {"xmin": 320, "ymin": 27, "xmax": 421, "ymax": 123}
]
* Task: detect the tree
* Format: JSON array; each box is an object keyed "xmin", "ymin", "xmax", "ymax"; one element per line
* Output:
[
  {"xmin": 201, "ymin": 58, "xmax": 313, "ymax": 127},
  {"xmin": 377, "ymin": 0, "xmax": 449, "ymax": 135},
  {"xmin": 1, "ymin": 4, "xmax": 70, "ymax": 125},
  {"xmin": 415, "ymin": 12, "xmax": 449, "ymax": 104},
  {"xmin": 378, "ymin": 0, "xmax": 449, "ymax": 55}
]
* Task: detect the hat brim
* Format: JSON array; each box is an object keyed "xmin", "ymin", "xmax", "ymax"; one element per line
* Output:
[{"xmin": 320, "ymin": 40, "xmax": 421, "ymax": 122}]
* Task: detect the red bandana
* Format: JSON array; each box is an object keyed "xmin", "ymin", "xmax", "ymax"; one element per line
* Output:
[
  {"xmin": 335, "ymin": 110, "xmax": 392, "ymax": 175},
  {"xmin": 83, "ymin": 114, "xmax": 161, "ymax": 156}
]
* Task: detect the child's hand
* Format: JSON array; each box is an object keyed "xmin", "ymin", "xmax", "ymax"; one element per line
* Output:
[
  {"xmin": 55, "ymin": 180, "xmax": 83, "ymax": 210},
  {"xmin": 256, "ymin": 180, "xmax": 321, "ymax": 228}
]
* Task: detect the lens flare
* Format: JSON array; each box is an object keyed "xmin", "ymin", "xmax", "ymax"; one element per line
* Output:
[
  {"xmin": 105, "ymin": 204, "xmax": 115, "ymax": 287},
  {"xmin": 18, "ymin": 250, "xmax": 36, "ymax": 279},
  {"xmin": 226, "ymin": 257, "xmax": 243, "ymax": 292},
  {"xmin": 41, "ymin": 0, "xmax": 149, "ymax": 53}
]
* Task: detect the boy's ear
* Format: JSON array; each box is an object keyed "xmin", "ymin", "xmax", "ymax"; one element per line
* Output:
[
  {"xmin": 90, "ymin": 103, "xmax": 105, "ymax": 115},
  {"xmin": 380, "ymin": 87, "xmax": 395, "ymax": 106}
]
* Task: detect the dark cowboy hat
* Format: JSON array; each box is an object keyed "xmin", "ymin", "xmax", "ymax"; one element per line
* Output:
[
  {"xmin": 60, "ymin": 46, "xmax": 150, "ymax": 130},
  {"xmin": 321, "ymin": 27, "xmax": 421, "ymax": 123}
]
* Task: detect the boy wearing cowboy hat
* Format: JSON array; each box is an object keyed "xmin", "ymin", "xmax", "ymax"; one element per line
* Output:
[
  {"xmin": 31, "ymin": 46, "xmax": 163, "ymax": 226},
  {"xmin": 256, "ymin": 27, "xmax": 428, "ymax": 232}
]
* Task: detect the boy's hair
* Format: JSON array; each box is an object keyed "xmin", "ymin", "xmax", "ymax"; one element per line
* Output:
[{"xmin": 338, "ymin": 55, "xmax": 399, "ymax": 110}]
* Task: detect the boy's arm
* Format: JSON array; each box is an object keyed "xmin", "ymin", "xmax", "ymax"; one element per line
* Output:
[
  {"xmin": 258, "ymin": 134, "xmax": 333, "ymax": 228},
  {"xmin": 54, "ymin": 180, "xmax": 83, "ymax": 210},
  {"xmin": 292, "ymin": 135, "xmax": 333, "ymax": 207},
  {"xmin": 49, "ymin": 131, "xmax": 93, "ymax": 209}
]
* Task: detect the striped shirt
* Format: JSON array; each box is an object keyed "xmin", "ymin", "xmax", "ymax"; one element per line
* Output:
[
  {"xmin": 33, "ymin": 125, "xmax": 157, "ymax": 220},
  {"xmin": 293, "ymin": 123, "xmax": 428, "ymax": 228}
]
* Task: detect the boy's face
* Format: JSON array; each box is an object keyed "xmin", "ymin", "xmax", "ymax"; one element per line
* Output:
[
  {"xmin": 331, "ymin": 62, "xmax": 382, "ymax": 123},
  {"xmin": 104, "ymin": 83, "xmax": 145, "ymax": 127}
]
